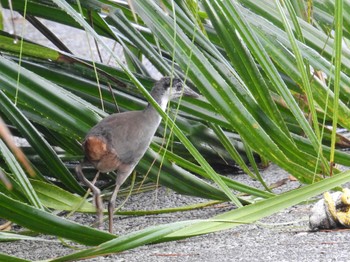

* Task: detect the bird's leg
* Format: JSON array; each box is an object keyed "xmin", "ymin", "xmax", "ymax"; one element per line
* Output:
[
  {"xmin": 91, "ymin": 171, "xmax": 101, "ymax": 185},
  {"xmin": 75, "ymin": 163, "xmax": 104, "ymax": 230},
  {"xmin": 108, "ymin": 165, "xmax": 135, "ymax": 234}
]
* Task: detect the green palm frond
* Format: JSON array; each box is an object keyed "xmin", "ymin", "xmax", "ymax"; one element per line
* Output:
[{"xmin": 0, "ymin": 0, "xmax": 349, "ymax": 260}]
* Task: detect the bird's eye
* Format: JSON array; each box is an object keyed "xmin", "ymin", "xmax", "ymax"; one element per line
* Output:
[{"xmin": 176, "ymin": 83, "xmax": 183, "ymax": 91}]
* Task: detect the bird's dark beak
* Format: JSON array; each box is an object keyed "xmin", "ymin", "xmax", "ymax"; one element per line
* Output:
[{"xmin": 183, "ymin": 86, "xmax": 200, "ymax": 98}]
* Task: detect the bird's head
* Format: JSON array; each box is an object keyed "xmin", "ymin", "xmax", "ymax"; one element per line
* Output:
[{"xmin": 157, "ymin": 76, "xmax": 199, "ymax": 100}]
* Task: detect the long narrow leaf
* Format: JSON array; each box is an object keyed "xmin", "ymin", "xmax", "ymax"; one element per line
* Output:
[
  {"xmin": 133, "ymin": 0, "xmax": 319, "ymax": 181},
  {"xmin": 277, "ymin": 0, "xmax": 321, "ymax": 141},
  {"xmin": 168, "ymin": 168, "xmax": 350, "ymax": 237},
  {"xmin": 0, "ymin": 253, "xmax": 30, "ymax": 262},
  {"xmin": 52, "ymin": 168, "xmax": 350, "ymax": 261},
  {"xmin": 0, "ymin": 232, "xmax": 51, "ymax": 242},
  {"xmin": 0, "ymin": 140, "xmax": 42, "ymax": 209},
  {"xmin": 0, "ymin": 89, "xmax": 84, "ymax": 194},
  {"xmin": 0, "ymin": 192, "xmax": 115, "ymax": 246},
  {"xmin": 217, "ymin": 0, "xmax": 329, "ymax": 173},
  {"xmin": 330, "ymin": 0, "xmax": 343, "ymax": 168},
  {"xmin": 51, "ymin": 221, "xmax": 195, "ymax": 261},
  {"xmin": 31, "ymin": 180, "xmax": 95, "ymax": 212}
]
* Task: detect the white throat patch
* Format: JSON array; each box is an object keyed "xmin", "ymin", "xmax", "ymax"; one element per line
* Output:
[{"xmin": 159, "ymin": 95, "xmax": 170, "ymax": 111}]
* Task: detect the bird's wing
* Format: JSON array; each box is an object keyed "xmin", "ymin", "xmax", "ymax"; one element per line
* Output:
[{"xmin": 85, "ymin": 111, "xmax": 156, "ymax": 164}]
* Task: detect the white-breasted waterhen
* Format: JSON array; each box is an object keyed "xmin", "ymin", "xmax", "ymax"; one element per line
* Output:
[{"xmin": 76, "ymin": 77, "xmax": 199, "ymax": 233}]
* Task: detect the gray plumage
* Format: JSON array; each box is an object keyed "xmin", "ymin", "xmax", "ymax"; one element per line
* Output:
[{"xmin": 75, "ymin": 77, "xmax": 199, "ymax": 233}]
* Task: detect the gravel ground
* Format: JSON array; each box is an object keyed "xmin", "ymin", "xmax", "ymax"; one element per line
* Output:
[
  {"xmin": 1, "ymin": 164, "xmax": 350, "ymax": 262},
  {"xmin": 2, "ymin": 10, "xmax": 350, "ymax": 262}
]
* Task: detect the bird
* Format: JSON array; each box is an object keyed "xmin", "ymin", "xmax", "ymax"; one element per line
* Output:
[{"xmin": 75, "ymin": 77, "xmax": 199, "ymax": 233}]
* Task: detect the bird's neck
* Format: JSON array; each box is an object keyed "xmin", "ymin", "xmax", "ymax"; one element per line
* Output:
[{"xmin": 143, "ymin": 94, "xmax": 170, "ymax": 127}]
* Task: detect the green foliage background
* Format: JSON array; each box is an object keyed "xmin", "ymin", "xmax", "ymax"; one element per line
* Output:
[{"xmin": 0, "ymin": 0, "xmax": 350, "ymax": 260}]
